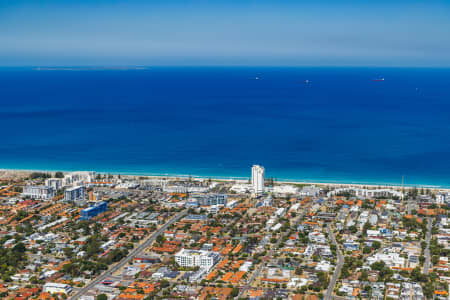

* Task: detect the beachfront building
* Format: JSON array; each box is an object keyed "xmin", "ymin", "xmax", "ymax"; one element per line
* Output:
[
  {"xmin": 271, "ymin": 184, "xmax": 300, "ymax": 195},
  {"xmin": 251, "ymin": 164, "xmax": 265, "ymax": 196},
  {"xmin": 22, "ymin": 185, "xmax": 55, "ymax": 200},
  {"xmin": 327, "ymin": 187, "xmax": 403, "ymax": 199},
  {"xmin": 64, "ymin": 186, "xmax": 85, "ymax": 202},
  {"xmin": 175, "ymin": 248, "xmax": 220, "ymax": 270},
  {"xmin": 437, "ymin": 192, "xmax": 450, "ymax": 204},
  {"xmin": 63, "ymin": 171, "xmax": 95, "ymax": 187},
  {"xmin": 299, "ymin": 185, "xmax": 321, "ymax": 197}
]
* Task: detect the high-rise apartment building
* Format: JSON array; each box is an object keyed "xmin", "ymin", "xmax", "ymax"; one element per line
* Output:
[
  {"xmin": 22, "ymin": 186, "xmax": 55, "ymax": 200},
  {"xmin": 251, "ymin": 164, "xmax": 265, "ymax": 196}
]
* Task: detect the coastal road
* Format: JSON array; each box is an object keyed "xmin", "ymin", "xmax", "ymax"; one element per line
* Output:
[
  {"xmin": 237, "ymin": 203, "xmax": 311, "ymax": 298},
  {"xmin": 69, "ymin": 209, "xmax": 187, "ymax": 300},
  {"xmin": 325, "ymin": 224, "xmax": 344, "ymax": 300},
  {"xmin": 423, "ymin": 217, "xmax": 432, "ymax": 275}
]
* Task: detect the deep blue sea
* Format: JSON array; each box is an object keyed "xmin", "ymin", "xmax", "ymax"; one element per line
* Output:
[{"xmin": 1, "ymin": 67, "xmax": 450, "ymax": 187}]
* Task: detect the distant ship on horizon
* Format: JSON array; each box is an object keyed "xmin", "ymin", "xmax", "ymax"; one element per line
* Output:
[{"xmin": 297, "ymin": 79, "xmax": 311, "ymax": 84}]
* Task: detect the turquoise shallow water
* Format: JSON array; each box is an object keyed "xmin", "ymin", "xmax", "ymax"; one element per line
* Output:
[{"xmin": 1, "ymin": 67, "xmax": 450, "ymax": 187}]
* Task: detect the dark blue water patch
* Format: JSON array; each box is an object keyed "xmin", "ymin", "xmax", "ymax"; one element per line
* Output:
[{"xmin": 0, "ymin": 67, "xmax": 449, "ymax": 186}]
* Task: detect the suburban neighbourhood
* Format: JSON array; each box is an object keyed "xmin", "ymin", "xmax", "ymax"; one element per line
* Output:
[{"xmin": 0, "ymin": 167, "xmax": 448, "ymax": 300}]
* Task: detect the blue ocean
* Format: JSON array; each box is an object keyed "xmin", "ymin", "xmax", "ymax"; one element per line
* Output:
[{"xmin": 1, "ymin": 67, "xmax": 450, "ymax": 187}]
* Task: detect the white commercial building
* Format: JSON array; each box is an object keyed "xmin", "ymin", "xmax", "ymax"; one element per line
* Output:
[
  {"xmin": 64, "ymin": 186, "xmax": 85, "ymax": 202},
  {"xmin": 437, "ymin": 192, "xmax": 450, "ymax": 204},
  {"xmin": 38, "ymin": 217, "xmax": 68, "ymax": 232},
  {"xmin": 63, "ymin": 171, "xmax": 95, "ymax": 187},
  {"xmin": 271, "ymin": 184, "xmax": 299, "ymax": 195},
  {"xmin": 22, "ymin": 186, "xmax": 54, "ymax": 200},
  {"xmin": 251, "ymin": 164, "xmax": 265, "ymax": 196},
  {"xmin": 43, "ymin": 283, "xmax": 72, "ymax": 294},
  {"xmin": 175, "ymin": 249, "xmax": 220, "ymax": 270},
  {"xmin": 45, "ymin": 178, "xmax": 63, "ymax": 191},
  {"xmin": 230, "ymin": 183, "xmax": 251, "ymax": 194},
  {"xmin": 271, "ymin": 223, "xmax": 282, "ymax": 231},
  {"xmin": 327, "ymin": 187, "xmax": 403, "ymax": 199},
  {"xmin": 367, "ymin": 252, "xmax": 405, "ymax": 268},
  {"xmin": 274, "ymin": 207, "xmax": 286, "ymax": 217},
  {"xmin": 369, "ymin": 214, "xmax": 378, "ymax": 226},
  {"xmin": 299, "ymin": 185, "xmax": 321, "ymax": 197}
]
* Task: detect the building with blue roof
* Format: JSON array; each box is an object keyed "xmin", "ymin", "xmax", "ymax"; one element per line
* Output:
[{"xmin": 80, "ymin": 201, "xmax": 107, "ymax": 220}]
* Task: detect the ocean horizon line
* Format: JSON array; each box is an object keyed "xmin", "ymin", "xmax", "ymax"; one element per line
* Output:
[{"xmin": 2, "ymin": 65, "xmax": 450, "ymax": 70}]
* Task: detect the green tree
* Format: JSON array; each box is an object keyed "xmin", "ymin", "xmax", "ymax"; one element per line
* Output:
[
  {"xmin": 96, "ymin": 294, "xmax": 107, "ymax": 300},
  {"xmin": 363, "ymin": 246, "xmax": 371, "ymax": 254},
  {"xmin": 231, "ymin": 288, "xmax": 239, "ymax": 297},
  {"xmin": 160, "ymin": 279, "xmax": 170, "ymax": 288},
  {"xmin": 359, "ymin": 271, "xmax": 368, "ymax": 281},
  {"xmin": 362, "ymin": 222, "xmax": 371, "ymax": 236},
  {"xmin": 419, "ymin": 255, "xmax": 425, "ymax": 264},
  {"xmin": 156, "ymin": 234, "xmax": 165, "ymax": 244},
  {"xmin": 372, "ymin": 241, "xmax": 381, "ymax": 250}
]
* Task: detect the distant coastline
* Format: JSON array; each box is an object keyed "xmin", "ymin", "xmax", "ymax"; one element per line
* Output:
[
  {"xmin": 33, "ymin": 66, "xmax": 149, "ymax": 71},
  {"xmin": 0, "ymin": 167, "xmax": 447, "ymax": 190}
]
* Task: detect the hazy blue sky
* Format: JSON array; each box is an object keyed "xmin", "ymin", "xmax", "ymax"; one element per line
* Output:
[{"xmin": 1, "ymin": 0, "xmax": 450, "ymax": 66}]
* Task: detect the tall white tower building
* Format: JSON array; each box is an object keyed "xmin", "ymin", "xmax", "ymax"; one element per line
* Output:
[{"xmin": 251, "ymin": 165, "xmax": 265, "ymax": 196}]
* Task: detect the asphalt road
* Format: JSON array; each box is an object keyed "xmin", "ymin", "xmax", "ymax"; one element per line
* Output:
[
  {"xmin": 69, "ymin": 209, "xmax": 187, "ymax": 299},
  {"xmin": 237, "ymin": 203, "xmax": 311, "ymax": 298},
  {"xmin": 423, "ymin": 217, "xmax": 432, "ymax": 275},
  {"xmin": 325, "ymin": 224, "xmax": 344, "ymax": 300},
  {"xmin": 331, "ymin": 296, "xmax": 348, "ymax": 300},
  {"xmin": 238, "ymin": 254, "xmax": 266, "ymax": 298},
  {"xmin": 237, "ymin": 226, "xmax": 287, "ymax": 298}
]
